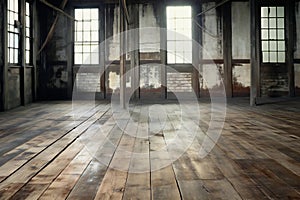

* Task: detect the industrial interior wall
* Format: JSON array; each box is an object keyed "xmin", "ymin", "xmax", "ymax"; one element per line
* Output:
[
  {"xmin": 295, "ymin": 2, "xmax": 300, "ymax": 96},
  {"xmin": 106, "ymin": 3, "xmax": 163, "ymax": 98},
  {"xmin": 37, "ymin": 2, "xmax": 70, "ymax": 100},
  {"xmin": 231, "ymin": 2, "xmax": 251, "ymax": 97},
  {"xmin": 200, "ymin": 2, "xmax": 223, "ymax": 96},
  {"xmin": 7, "ymin": 68, "xmax": 21, "ymax": 109},
  {"xmin": 139, "ymin": 3, "xmax": 162, "ymax": 98},
  {"xmin": 106, "ymin": 4, "xmax": 121, "ymax": 94}
]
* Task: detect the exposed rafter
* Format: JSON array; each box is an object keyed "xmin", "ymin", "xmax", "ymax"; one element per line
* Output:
[
  {"xmin": 37, "ymin": 0, "xmax": 69, "ymax": 55},
  {"xmin": 39, "ymin": 0, "xmax": 76, "ymax": 21}
]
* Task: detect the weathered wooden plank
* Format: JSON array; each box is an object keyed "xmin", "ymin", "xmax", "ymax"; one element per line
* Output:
[{"xmin": 236, "ymin": 159, "xmax": 300, "ymax": 199}]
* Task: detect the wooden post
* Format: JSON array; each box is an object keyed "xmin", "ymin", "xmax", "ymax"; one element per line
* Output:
[
  {"xmin": 223, "ymin": 1, "xmax": 232, "ymax": 98},
  {"xmin": 129, "ymin": 4, "xmax": 140, "ymax": 99},
  {"xmin": 250, "ymin": 0, "xmax": 260, "ymax": 106},
  {"xmin": 99, "ymin": 6, "xmax": 106, "ymax": 99},
  {"xmin": 32, "ymin": 0, "xmax": 37, "ymax": 101},
  {"xmin": 160, "ymin": 2, "xmax": 167, "ymax": 99},
  {"xmin": 120, "ymin": 2, "xmax": 126, "ymax": 108},
  {"xmin": 192, "ymin": 3, "xmax": 201, "ymax": 98},
  {"xmin": 287, "ymin": 0, "xmax": 295, "ymax": 97},
  {"xmin": 20, "ymin": 0, "xmax": 27, "ymax": 106}
]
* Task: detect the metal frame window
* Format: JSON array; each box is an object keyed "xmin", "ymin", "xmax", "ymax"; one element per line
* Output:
[
  {"xmin": 25, "ymin": 1, "xmax": 32, "ymax": 64},
  {"xmin": 166, "ymin": 6, "xmax": 192, "ymax": 64},
  {"xmin": 261, "ymin": 6, "xmax": 285, "ymax": 63},
  {"xmin": 8, "ymin": 0, "xmax": 19, "ymax": 64},
  {"xmin": 74, "ymin": 8, "xmax": 99, "ymax": 65}
]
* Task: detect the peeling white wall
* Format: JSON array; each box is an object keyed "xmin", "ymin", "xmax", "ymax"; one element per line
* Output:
[
  {"xmin": 139, "ymin": 4, "xmax": 160, "ymax": 53},
  {"xmin": 200, "ymin": 64, "xmax": 223, "ymax": 89},
  {"xmin": 202, "ymin": 3, "xmax": 223, "ymax": 59},
  {"xmin": 233, "ymin": 64, "xmax": 250, "ymax": 87},
  {"xmin": 232, "ymin": 2, "xmax": 250, "ymax": 59},
  {"xmin": 108, "ymin": 5, "xmax": 120, "ymax": 61}
]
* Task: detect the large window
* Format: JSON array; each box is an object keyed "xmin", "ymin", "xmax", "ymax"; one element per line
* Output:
[
  {"xmin": 74, "ymin": 8, "xmax": 99, "ymax": 65},
  {"xmin": 261, "ymin": 6, "xmax": 285, "ymax": 63},
  {"xmin": 8, "ymin": 0, "xmax": 19, "ymax": 64},
  {"xmin": 25, "ymin": 2, "xmax": 32, "ymax": 64},
  {"xmin": 166, "ymin": 6, "xmax": 192, "ymax": 64}
]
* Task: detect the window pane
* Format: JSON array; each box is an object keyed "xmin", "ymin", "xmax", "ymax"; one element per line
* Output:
[
  {"xmin": 176, "ymin": 41, "xmax": 184, "ymax": 52},
  {"xmin": 261, "ymin": 7, "xmax": 268, "ymax": 17},
  {"xmin": 14, "ymin": 35, "xmax": 19, "ymax": 48},
  {"xmin": 176, "ymin": 54, "xmax": 183, "ymax": 63},
  {"xmin": 90, "ymin": 44, "xmax": 99, "ymax": 53},
  {"xmin": 26, "ymin": 38, "xmax": 30, "ymax": 50},
  {"xmin": 183, "ymin": 41, "xmax": 192, "ymax": 52},
  {"xmin": 261, "ymin": 18, "xmax": 268, "ymax": 28},
  {"xmin": 90, "ymin": 9, "xmax": 98, "ymax": 19},
  {"xmin": 269, "ymin": 18, "xmax": 276, "ymax": 28},
  {"xmin": 261, "ymin": 29, "xmax": 268, "ymax": 39},
  {"xmin": 277, "ymin": 7, "xmax": 284, "ymax": 17},
  {"xmin": 82, "ymin": 9, "xmax": 91, "ymax": 20},
  {"xmin": 26, "ymin": 28, "xmax": 30, "ymax": 37},
  {"xmin": 167, "ymin": 6, "xmax": 192, "ymax": 64},
  {"xmin": 278, "ymin": 41, "xmax": 285, "ymax": 51},
  {"xmin": 269, "ymin": 29, "xmax": 276, "ymax": 39},
  {"xmin": 76, "ymin": 31, "xmax": 82, "ymax": 41},
  {"xmin": 277, "ymin": 18, "xmax": 284, "ymax": 28},
  {"xmin": 75, "ymin": 53, "xmax": 82, "ymax": 64},
  {"xmin": 10, "ymin": 49, "xmax": 14, "ymax": 63},
  {"xmin": 262, "ymin": 52, "xmax": 268, "ymax": 63},
  {"xmin": 74, "ymin": 44, "xmax": 82, "ymax": 53},
  {"xmin": 75, "ymin": 21, "xmax": 83, "ymax": 31},
  {"xmin": 167, "ymin": 52, "xmax": 175, "ymax": 63},
  {"xmin": 83, "ymin": 45, "xmax": 90, "ymax": 53},
  {"xmin": 91, "ymin": 31, "xmax": 98, "ymax": 41},
  {"xmin": 26, "ymin": 3, "xmax": 30, "ymax": 15},
  {"xmin": 9, "ymin": 12, "xmax": 14, "ymax": 25},
  {"xmin": 269, "ymin": 7, "xmax": 276, "ymax": 17},
  {"xmin": 74, "ymin": 8, "xmax": 99, "ymax": 65},
  {"xmin": 14, "ymin": 49, "xmax": 18, "ymax": 63},
  {"xmin": 262, "ymin": 41, "xmax": 268, "ymax": 51},
  {"xmin": 278, "ymin": 52, "xmax": 285, "ymax": 62},
  {"xmin": 270, "ymin": 41, "xmax": 277, "ymax": 51},
  {"xmin": 26, "ymin": 50, "xmax": 30, "ymax": 64},
  {"xmin": 82, "ymin": 53, "xmax": 90, "ymax": 64},
  {"xmin": 14, "ymin": 0, "xmax": 18, "ymax": 11},
  {"xmin": 9, "ymin": 34, "xmax": 13, "ymax": 47},
  {"xmin": 167, "ymin": 30, "xmax": 176, "ymax": 40},
  {"xmin": 277, "ymin": 29, "xmax": 284, "ymax": 39},
  {"xmin": 91, "ymin": 53, "xmax": 99, "ymax": 64},
  {"xmin": 75, "ymin": 9, "xmax": 82, "ymax": 20},
  {"xmin": 270, "ymin": 52, "xmax": 277, "ymax": 62},
  {"xmin": 83, "ymin": 21, "xmax": 91, "ymax": 31},
  {"xmin": 167, "ymin": 41, "xmax": 176, "ymax": 52},
  {"xmin": 83, "ymin": 31, "xmax": 91, "ymax": 41},
  {"xmin": 184, "ymin": 52, "xmax": 192, "ymax": 63},
  {"xmin": 91, "ymin": 20, "xmax": 99, "ymax": 31},
  {"xmin": 167, "ymin": 20, "xmax": 176, "ymax": 30}
]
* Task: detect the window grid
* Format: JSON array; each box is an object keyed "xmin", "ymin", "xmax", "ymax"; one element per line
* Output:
[
  {"xmin": 167, "ymin": 6, "xmax": 192, "ymax": 64},
  {"xmin": 25, "ymin": 2, "xmax": 32, "ymax": 64},
  {"xmin": 74, "ymin": 8, "xmax": 99, "ymax": 65},
  {"xmin": 261, "ymin": 6, "xmax": 285, "ymax": 63},
  {"xmin": 7, "ymin": 0, "xmax": 19, "ymax": 64}
]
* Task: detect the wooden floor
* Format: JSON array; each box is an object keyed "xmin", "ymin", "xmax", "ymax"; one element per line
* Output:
[{"xmin": 0, "ymin": 98, "xmax": 299, "ymax": 199}]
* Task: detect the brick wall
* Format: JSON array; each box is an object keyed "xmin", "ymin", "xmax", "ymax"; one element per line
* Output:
[
  {"xmin": 167, "ymin": 73, "xmax": 192, "ymax": 93},
  {"xmin": 75, "ymin": 73, "xmax": 101, "ymax": 92}
]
